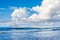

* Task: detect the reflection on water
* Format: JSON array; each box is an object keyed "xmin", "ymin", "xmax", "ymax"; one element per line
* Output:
[{"xmin": 0, "ymin": 28, "xmax": 60, "ymax": 40}]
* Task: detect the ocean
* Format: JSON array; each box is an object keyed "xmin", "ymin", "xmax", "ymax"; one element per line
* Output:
[{"xmin": 0, "ymin": 27, "xmax": 60, "ymax": 40}]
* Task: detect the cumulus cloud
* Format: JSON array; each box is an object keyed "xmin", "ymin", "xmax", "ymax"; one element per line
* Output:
[
  {"xmin": 32, "ymin": 0, "xmax": 60, "ymax": 21},
  {"xmin": 11, "ymin": 0, "xmax": 60, "ymax": 28},
  {"xmin": 11, "ymin": 7, "xmax": 29, "ymax": 20}
]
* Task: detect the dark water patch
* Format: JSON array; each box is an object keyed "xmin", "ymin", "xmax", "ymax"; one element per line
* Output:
[
  {"xmin": 0, "ymin": 27, "xmax": 60, "ymax": 31},
  {"xmin": 0, "ymin": 27, "xmax": 40, "ymax": 31},
  {"xmin": 12, "ymin": 28, "xmax": 40, "ymax": 30},
  {"xmin": 0, "ymin": 27, "xmax": 12, "ymax": 31}
]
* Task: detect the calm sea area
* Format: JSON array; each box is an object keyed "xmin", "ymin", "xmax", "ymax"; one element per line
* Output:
[{"xmin": 0, "ymin": 27, "xmax": 60, "ymax": 40}]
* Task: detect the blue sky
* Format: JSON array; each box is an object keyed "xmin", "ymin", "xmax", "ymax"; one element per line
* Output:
[
  {"xmin": 0, "ymin": 0, "xmax": 42, "ymax": 8},
  {"xmin": 0, "ymin": 0, "xmax": 42, "ymax": 20},
  {"xmin": 0, "ymin": 0, "xmax": 60, "ymax": 27}
]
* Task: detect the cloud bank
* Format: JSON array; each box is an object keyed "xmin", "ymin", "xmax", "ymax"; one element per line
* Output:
[{"xmin": 11, "ymin": 0, "xmax": 60, "ymax": 28}]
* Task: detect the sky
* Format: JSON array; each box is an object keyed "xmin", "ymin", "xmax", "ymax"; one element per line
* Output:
[
  {"xmin": 0, "ymin": 0, "xmax": 42, "ymax": 20},
  {"xmin": 0, "ymin": 0, "xmax": 60, "ymax": 27}
]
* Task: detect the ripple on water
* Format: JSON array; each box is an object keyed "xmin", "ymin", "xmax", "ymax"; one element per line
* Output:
[{"xmin": 0, "ymin": 29, "xmax": 60, "ymax": 40}]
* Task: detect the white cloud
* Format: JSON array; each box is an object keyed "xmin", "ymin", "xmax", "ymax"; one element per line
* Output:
[
  {"xmin": 32, "ymin": 0, "xmax": 60, "ymax": 20},
  {"xmin": 0, "ymin": 21, "xmax": 11, "ymax": 27},
  {"xmin": 11, "ymin": 0, "xmax": 60, "ymax": 28},
  {"xmin": 11, "ymin": 7, "xmax": 29, "ymax": 21},
  {"xmin": 9, "ymin": 6, "xmax": 19, "ymax": 10},
  {"xmin": 0, "ymin": 8, "xmax": 6, "ymax": 10}
]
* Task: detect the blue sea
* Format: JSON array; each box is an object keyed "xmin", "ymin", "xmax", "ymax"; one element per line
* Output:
[{"xmin": 0, "ymin": 27, "xmax": 60, "ymax": 40}]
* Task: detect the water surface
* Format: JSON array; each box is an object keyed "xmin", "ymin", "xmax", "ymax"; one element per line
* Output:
[{"xmin": 0, "ymin": 27, "xmax": 60, "ymax": 40}]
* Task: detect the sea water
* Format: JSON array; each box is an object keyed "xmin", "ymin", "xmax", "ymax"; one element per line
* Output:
[{"xmin": 0, "ymin": 27, "xmax": 60, "ymax": 40}]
